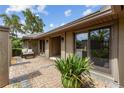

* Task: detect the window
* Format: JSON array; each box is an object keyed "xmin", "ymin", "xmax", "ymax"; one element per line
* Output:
[
  {"xmin": 75, "ymin": 33, "xmax": 88, "ymax": 58},
  {"xmin": 89, "ymin": 27, "xmax": 110, "ymax": 70}
]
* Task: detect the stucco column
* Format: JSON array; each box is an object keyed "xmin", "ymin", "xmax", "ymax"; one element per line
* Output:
[
  {"xmin": 66, "ymin": 31, "xmax": 74, "ymax": 58},
  {"xmin": 61, "ymin": 33, "xmax": 66, "ymax": 59},
  {"xmin": 0, "ymin": 30, "xmax": 9, "ymax": 87},
  {"xmin": 45, "ymin": 37, "xmax": 50, "ymax": 58},
  {"xmin": 110, "ymin": 22, "xmax": 119, "ymax": 83},
  {"xmin": 118, "ymin": 17, "xmax": 124, "ymax": 87}
]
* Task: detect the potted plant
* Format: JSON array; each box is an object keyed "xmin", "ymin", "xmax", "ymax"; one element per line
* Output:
[{"xmin": 55, "ymin": 55, "xmax": 94, "ymax": 88}]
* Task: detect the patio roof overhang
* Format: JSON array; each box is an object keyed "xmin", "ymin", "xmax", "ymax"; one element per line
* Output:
[
  {"xmin": 22, "ymin": 6, "xmax": 119, "ymax": 40},
  {"xmin": 23, "ymin": 33, "xmax": 43, "ymax": 40}
]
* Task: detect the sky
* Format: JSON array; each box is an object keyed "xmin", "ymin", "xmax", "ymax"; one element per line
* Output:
[{"xmin": 0, "ymin": 5, "xmax": 102, "ymax": 34}]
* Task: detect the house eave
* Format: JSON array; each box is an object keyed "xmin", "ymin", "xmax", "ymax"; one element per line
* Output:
[
  {"xmin": 23, "ymin": 8, "xmax": 116, "ymax": 40},
  {"xmin": 36, "ymin": 9, "xmax": 114, "ymax": 39}
]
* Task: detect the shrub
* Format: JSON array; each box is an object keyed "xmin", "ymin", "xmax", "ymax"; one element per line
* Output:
[
  {"xmin": 12, "ymin": 37, "xmax": 23, "ymax": 49},
  {"xmin": 55, "ymin": 55, "xmax": 95, "ymax": 88},
  {"xmin": 12, "ymin": 48, "xmax": 22, "ymax": 56}
]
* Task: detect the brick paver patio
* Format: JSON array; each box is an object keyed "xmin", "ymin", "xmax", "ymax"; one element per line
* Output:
[
  {"xmin": 5, "ymin": 56, "xmax": 62, "ymax": 88},
  {"xmin": 4, "ymin": 56, "xmax": 119, "ymax": 88}
]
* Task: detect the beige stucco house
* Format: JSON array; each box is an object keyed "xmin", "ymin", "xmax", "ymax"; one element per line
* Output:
[
  {"xmin": 22, "ymin": 5, "xmax": 124, "ymax": 87},
  {"xmin": 0, "ymin": 26, "xmax": 10, "ymax": 87}
]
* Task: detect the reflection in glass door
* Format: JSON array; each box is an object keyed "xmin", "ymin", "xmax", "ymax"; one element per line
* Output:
[
  {"xmin": 74, "ymin": 27, "xmax": 111, "ymax": 74},
  {"xmin": 89, "ymin": 27, "xmax": 111, "ymax": 73},
  {"xmin": 75, "ymin": 32, "xmax": 88, "ymax": 58}
]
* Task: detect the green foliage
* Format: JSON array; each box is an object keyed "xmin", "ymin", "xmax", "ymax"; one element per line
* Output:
[
  {"xmin": 0, "ymin": 14, "xmax": 12, "ymax": 26},
  {"xmin": 12, "ymin": 37, "xmax": 23, "ymax": 56},
  {"xmin": 0, "ymin": 8, "xmax": 45, "ymax": 36},
  {"xmin": 22, "ymin": 9, "xmax": 45, "ymax": 34},
  {"xmin": 0, "ymin": 14, "xmax": 23, "ymax": 37},
  {"xmin": 55, "ymin": 55, "xmax": 94, "ymax": 88},
  {"xmin": 12, "ymin": 37, "xmax": 23, "ymax": 48},
  {"xmin": 12, "ymin": 48, "xmax": 22, "ymax": 56}
]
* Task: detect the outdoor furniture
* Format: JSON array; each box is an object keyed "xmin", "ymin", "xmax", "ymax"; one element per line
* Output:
[{"xmin": 21, "ymin": 48, "xmax": 35, "ymax": 58}]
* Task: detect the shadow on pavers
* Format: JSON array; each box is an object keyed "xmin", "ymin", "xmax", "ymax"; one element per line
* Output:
[{"xmin": 9, "ymin": 70, "xmax": 42, "ymax": 84}]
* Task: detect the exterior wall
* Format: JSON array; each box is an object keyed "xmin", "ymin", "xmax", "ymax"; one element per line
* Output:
[
  {"xmin": 0, "ymin": 29, "xmax": 9, "ymax": 87},
  {"xmin": 61, "ymin": 33, "xmax": 66, "ymax": 59},
  {"xmin": 118, "ymin": 17, "xmax": 124, "ymax": 87},
  {"xmin": 65, "ymin": 31, "xmax": 74, "ymax": 58}
]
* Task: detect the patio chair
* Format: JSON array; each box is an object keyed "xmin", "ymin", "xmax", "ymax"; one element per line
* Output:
[{"xmin": 21, "ymin": 48, "xmax": 35, "ymax": 58}]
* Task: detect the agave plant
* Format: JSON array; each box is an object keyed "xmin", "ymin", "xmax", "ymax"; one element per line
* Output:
[{"xmin": 55, "ymin": 55, "xmax": 94, "ymax": 88}]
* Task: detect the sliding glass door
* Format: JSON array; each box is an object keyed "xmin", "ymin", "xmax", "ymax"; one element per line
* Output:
[
  {"xmin": 74, "ymin": 27, "xmax": 111, "ymax": 73},
  {"xmin": 89, "ymin": 27, "xmax": 111, "ymax": 73}
]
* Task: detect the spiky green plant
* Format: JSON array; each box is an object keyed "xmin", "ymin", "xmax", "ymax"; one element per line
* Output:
[{"xmin": 55, "ymin": 55, "xmax": 94, "ymax": 88}]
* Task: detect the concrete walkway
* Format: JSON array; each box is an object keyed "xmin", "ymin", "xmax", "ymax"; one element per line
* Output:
[{"xmin": 5, "ymin": 56, "xmax": 62, "ymax": 88}]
